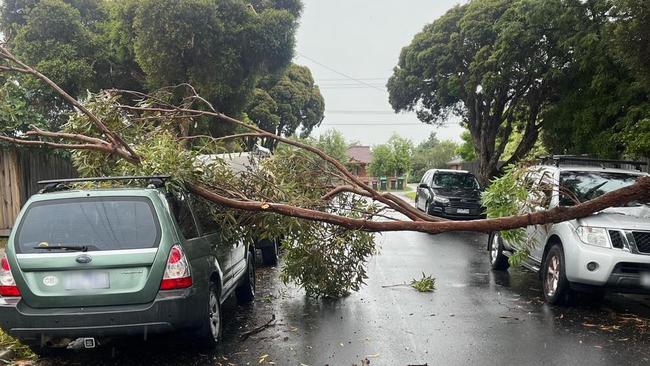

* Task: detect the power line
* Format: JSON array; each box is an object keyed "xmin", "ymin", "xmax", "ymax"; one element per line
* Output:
[
  {"xmin": 318, "ymin": 78, "xmax": 388, "ymax": 82},
  {"xmin": 326, "ymin": 110, "xmax": 396, "ymax": 115},
  {"xmin": 321, "ymin": 122, "xmax": 457, "ymax": 126},
  {"xmin": 297, "ymin": 53, "xmax": 386, "ymax": 92}
]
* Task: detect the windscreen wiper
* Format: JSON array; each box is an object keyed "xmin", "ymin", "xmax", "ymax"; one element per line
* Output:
[{"xmin": 33, "ymin": 245, "xmax": 88, "ymax": 252}]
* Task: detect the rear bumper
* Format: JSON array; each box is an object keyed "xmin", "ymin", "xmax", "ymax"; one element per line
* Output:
[{"xmin": 0, "ymin": 288, "xmax": 205, "ymax": 341}]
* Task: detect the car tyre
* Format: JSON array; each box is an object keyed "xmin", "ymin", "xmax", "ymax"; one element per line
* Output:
[
  {"xmin": 488, "ymin": 232, "xmax": 510, "ymax": 271},
  {"xmin": 542, "ymin": 244, "xmax": 574, "ymax": 305},
  {"xmin": 260, "ymin": 239, "xmax": 278, "ymax": 266},
  {"xmin": 195, "ymin": 283, "xmax": 222, "ymax": 349},
  {"xmin": 235, "ymin": 254, "xmax": 256, "ymax": 303}
]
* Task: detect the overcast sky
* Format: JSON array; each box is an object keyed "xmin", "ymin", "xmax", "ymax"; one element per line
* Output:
[{"xmin": 295, "ymin": 0, "xmax": 464, "ymax": 147}]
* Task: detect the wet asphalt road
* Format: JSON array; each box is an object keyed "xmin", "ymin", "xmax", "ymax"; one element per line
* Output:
[{"xmin": 36, "ymin": 228, "xmax": 650, "ymax": 366}]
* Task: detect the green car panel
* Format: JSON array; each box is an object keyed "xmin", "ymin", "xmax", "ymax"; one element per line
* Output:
[
  {"xmin": 0, "ymin": 183, "xmax": 253, "ymax": 348},
  {"xmin": 6, "ymin": 189, "xmax": 175, "ymax": 309}
]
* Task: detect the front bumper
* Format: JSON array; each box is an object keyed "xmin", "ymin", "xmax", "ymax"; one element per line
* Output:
[
  {"xmin": 0, "ymin": 288, "xmax": 205, "ymax": 342},
  {"xmin": 565, "ymin": 239, "xmax": 650, "ymax": 292},
  {"xmin": 428, "ymin": 205, "xmax": 486, "ymax": 220}
]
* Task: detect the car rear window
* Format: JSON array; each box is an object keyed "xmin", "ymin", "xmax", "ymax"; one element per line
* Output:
[{"xmin": 15, "ymin": 197, "xmax": 161, "ymax": 254}]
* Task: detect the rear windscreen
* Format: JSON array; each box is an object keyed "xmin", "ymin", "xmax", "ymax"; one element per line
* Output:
[{"xmin": 16, "ymin": 197, "xmax": 160, "ymax": 254}]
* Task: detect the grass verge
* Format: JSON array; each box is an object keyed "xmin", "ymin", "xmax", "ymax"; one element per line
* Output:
[
  {"xmin": 404, "ymin": 191, "xmax": 416, "ymax": 200},
  {"xmin": 0, "ymin": 238, "xmax": 6, "ymax": 250}
]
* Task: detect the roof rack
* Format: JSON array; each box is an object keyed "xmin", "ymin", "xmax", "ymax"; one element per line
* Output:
[
  {"xmin": 538, "ymin": 155, "xmax": 648, "ymax": 170},
  {"xmin": 37, "ymin": 175, "xmax": 171, "ymax": 193}
]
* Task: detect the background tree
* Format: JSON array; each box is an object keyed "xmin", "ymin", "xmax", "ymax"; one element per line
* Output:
[
  {"xmin": 389, "ymin": 134, "xmax": 413, "ymax": 177},
  {"xmin": 246, "ymin": 63, "xmax": 324, "ymax": 148},
  {"xmin": 410, "ymin": 133, "xmax": 458, "ymax": 182},
  {"xmin": 368, "ymin": 134, "xmax": 413, "ymax": 178},
  {"xmin": 611, "ymin": 0, "xmax": 650, "ymax": 86},
  {"xmin": 456, "ymin": 130, "xmax": 476, "ymax": 162},
  {"xmin": 1, "ymin": 0, "xmax": 110, "ymax": 129},
  {"xmin": 541, "ymin": 0, "xmax": 650, "ymax": 160},
  {"xmin": 0, "ymin": 78, "xmax": 47, "ymax": 138},
  {"xmin": 312, "ymin": 129, "xmax": 348, "ymax": 163},
  {"xmin": 387, "ymin": 0, "xmax": 577, "ymax": 185},
  {"xmin": 368, "ymin": 143, "xmax": 393, "ymax": 178},
  {"xmin": 1, "ymin": 0, "xmax": 310, "ymax": 139}
]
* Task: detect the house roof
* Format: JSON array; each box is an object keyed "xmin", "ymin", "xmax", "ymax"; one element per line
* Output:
[{"xmin": 346, "ymin": 145, "xmax": 372, "ymax": 164}]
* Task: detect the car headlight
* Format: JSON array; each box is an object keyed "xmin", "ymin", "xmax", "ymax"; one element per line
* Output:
[
  {"xmin": 576, "ymin": 226, "xmax": 610, "ymax": 248},
  {"xmin": 433, "ymin": 196, "xmax": 449, "ymax": 204}
]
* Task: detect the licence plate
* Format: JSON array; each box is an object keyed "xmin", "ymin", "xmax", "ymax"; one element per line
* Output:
[
  {"xmin": 641, "ymin": 272, "xmax": 650, "ymax": 288},
  {"xmin": 64, "ymin": 271, "xmax": 110, "ymax": 290},
  {"xmin": 457, "ymin": 208, "xmax": 470, "ymax": 214}
]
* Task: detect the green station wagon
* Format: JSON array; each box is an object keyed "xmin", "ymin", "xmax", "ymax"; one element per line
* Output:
[{"xmin": 0, "ymin": 176, "xmax": 255, "ymax": 355}]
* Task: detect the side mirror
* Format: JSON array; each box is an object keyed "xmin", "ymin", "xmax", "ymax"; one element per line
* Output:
[{"xmin": 418, "ymin": 183, "xmax": 429, "ymax": 189}]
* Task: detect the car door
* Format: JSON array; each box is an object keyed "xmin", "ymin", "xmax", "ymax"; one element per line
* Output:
[
  {"xmin": 525, "ymin": 171, "xmax": 554, "ymax": 263},
  {"xmin": 188, "ymin": 194, "xmax": 232, "ymax": 286},
  {"xmin": 229, "ymin": 229, "xmax": 247, "ymax": 283}
]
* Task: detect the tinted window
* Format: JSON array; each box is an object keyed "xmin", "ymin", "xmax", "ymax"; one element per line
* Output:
[
  {"xmin": 169, "ymin": 192, "xmax": 199, "ymax": 239},
  {"xmin": 433, "ymin": 173, "xmax": 479, "ymax": 189},
  {"xmin": 190, "ymin": 194, "xmax": 219, "ymax": 235},
  {"xmin": 560, "ymin": 171, "xmax": 641, "ymax": 206},
  {"xmin": 16, "ymin": 197, "xmax": 160, "ymax": 253}
]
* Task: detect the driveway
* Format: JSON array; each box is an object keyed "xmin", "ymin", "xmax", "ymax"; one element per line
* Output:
[{"xmin": 34, "ymin": 228, "xmax": 650, "ymax": 366}]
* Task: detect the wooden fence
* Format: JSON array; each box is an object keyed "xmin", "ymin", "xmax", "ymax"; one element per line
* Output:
[{"xmin": 0, "ymin": 149, "xmax": 77, "ymax": 236}]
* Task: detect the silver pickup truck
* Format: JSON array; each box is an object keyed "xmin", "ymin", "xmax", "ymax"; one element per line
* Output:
[{"xmin": 489, "ymin": 157, "xmax": 650, "ymax": 305}]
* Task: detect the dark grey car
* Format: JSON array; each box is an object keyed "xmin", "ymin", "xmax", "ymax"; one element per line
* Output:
[{"xmin": 415, "ymin": 169, "xmax": 485, "ymax": 220}]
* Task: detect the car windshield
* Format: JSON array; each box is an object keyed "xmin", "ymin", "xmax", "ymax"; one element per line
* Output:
[
  {"xmin": 433, "ymin": 173, "xmax": 479, "ymax": 190},
  {"xmin": 15, "ymin": 197, "xmax": 160, "ymax": 254},
  {"xmin": 559, "ymin": 171, "xmax": 643, "ymax": 206}
]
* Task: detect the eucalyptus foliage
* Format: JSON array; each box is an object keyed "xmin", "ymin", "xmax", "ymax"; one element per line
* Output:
[
  {"xmin": 62, "ymin": 91, "xmax": 378, "ymax": 298},
  {"xmin": 481, "ymin": 164, "xmax": 548, "ymax": 266}
]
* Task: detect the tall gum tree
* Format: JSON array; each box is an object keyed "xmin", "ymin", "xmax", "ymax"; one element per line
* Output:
[
  {"xmin": 245, "ymin": 63, "xmax": 324, "ymax": 149},
  {"xmin": 387, "ymin": 0, "xmax": 576, "ymax": 185}
]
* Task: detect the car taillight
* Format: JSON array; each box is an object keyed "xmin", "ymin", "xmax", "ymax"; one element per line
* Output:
[
  {"xmin": 0, "ymin": 254, "xmax": 20, "ymax": 297},
  {"xmin": 160, "ymin": 245, "xmax": 192, "ymax": 290}
]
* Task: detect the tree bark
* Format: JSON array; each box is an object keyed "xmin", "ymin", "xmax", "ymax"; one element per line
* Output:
[{"xmin": 189, "ymin": 176, "xmax": 650, "ymax": 234}]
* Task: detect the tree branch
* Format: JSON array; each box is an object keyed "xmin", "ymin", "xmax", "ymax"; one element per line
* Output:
[
  {"xmin": 0, "ymin": 134, "xmax": 117, "ymax": 155},
  {"xmin": 0, "ymin": 45, "xmax": 140, "ymax": 163},
  {"xmin": 116, "ymin": 101, "xmax": 437, "ymax": 222},
  {"xmin": 189, "ymin": 176, "xmax": 650, "ymax": 234}
]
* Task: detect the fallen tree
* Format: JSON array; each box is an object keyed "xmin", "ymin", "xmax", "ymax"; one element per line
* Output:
[{"xmin": 1, "ymin": 45, "xmax": 649, "ymax": 297}]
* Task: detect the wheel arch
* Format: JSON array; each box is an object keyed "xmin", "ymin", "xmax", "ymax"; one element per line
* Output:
[
  {"xmin": 540, "ymin": 235, "xmax": 563, "ymax": 277},
  {"xmin": 209, "ymin": 271, "xmax": 223, "ymax": 297}
]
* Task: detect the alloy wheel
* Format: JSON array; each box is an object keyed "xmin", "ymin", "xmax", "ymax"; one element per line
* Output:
[
  {"xmin": 208, "ymin": 291, "xmax": 220, "ymax": 340},
  {"xmin": 248, "ymin": 259, "xmax": 256, "ymax": 297},
  {"xmin": 545, "ymin": 255, "xmax": 560, "ymax": 297},
  {"xmin": 490, "ymin": 234, "xmax": 500, "ymax": 264}
]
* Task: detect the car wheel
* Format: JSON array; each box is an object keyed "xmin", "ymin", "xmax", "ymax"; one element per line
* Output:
[
  {"xmin": 235, "ymin": 254, "xmax": 256, "ymax": 303},
  {"xmin": 488, "ymin": 232, "xmax": 509, "ymax": 271},
  {"xmin": 542, "ymin": 244, "xmax": 573, "ymax": 305},
  {"xmin": 260, "ymin": 239, "xmax": 278, "ymax": 266},
  {"xmin": 195, "ymin": 283, "xmax": 222, "ymax": 349}
]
